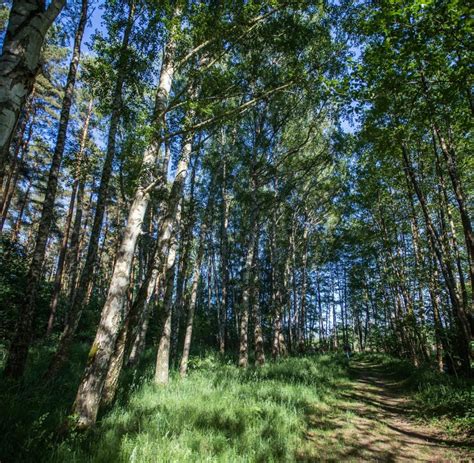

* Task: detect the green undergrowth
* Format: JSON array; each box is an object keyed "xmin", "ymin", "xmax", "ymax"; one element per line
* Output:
[
  {"xmin": 355, "ymin": 353, "xmax": 474, "ymax": 435},
  {"xmin": 1, "ymin": 349, "xmax": 471, "ymax": 462},
  {"xmin": 52, "ymin": 354, "xmax": 350, "ymax": 463},
  {"xmin": 0, "ymin": 351, "xmax": 351, "ymax": 463}
]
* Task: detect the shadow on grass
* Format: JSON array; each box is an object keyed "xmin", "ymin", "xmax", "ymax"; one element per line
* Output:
[{"xmin": 46, "ymin": 354, "xmax": 351, "ymax": 462}]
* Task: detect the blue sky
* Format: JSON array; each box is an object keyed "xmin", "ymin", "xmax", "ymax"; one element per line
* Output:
[{"xmin": 83, "ymin": 0, "xmax": 106, "ymax": 52}]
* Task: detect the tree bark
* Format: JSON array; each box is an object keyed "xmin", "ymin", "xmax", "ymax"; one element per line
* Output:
[
  {"xmin": 218, "ymin": 153, "xmax": 229, "ymax": 355},
  {"xmin": 47, "ymin": 2, "xmax": 136, "ymax": 375},
  {"xmin": 71, "ymin": 21, "xmax": 178, "ymax": 426},
  {"xmin": 47, "ymin": 98, "xmax": 93, "ymax": 336},
  {"xmin": 4, "ymin": 0, "xmax": 88, "ymax": 378},
  {"xmin": 238, "ymin": 216, "xmax": 257, "ymax": 368},
  {"xmin": 252, "ymin": 237, "xmax": 265, "ymax": 366},
  {"xmin": 179, "ymin": 212, "xmax": 209, "ymax": 377},
  {"xmin": 153, "ymin": 128, "xmax": 196, "ymax": 384},
  {"xmin": 402, "ymin": 144, "xmax": 471, "ymax": 373},
  {"xmin": 0, "ymin": 0, "xmax": 65, "ymax": 175}
]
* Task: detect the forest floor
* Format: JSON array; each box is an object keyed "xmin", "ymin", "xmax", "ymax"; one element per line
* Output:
[
  {"xmin": 300, "ymin": 359, "xmax": 474, "ymax": 462},
  {"xmin": 1, "ymin": 351, "xmax": 473, "ymax": 462}
]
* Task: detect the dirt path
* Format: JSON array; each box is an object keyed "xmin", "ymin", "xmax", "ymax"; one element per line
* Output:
[{"xmin": 299, "ymin": 360, "xmax": 473, "ymax": 462}]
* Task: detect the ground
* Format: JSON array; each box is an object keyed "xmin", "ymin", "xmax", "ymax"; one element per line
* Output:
[
  {"xmin": 1, "ymin": 353, "xmax": 472, "ymax": 462},
  {"xmin": 300, "ymin": 359, "xmax": 474, "ymax": 462}
]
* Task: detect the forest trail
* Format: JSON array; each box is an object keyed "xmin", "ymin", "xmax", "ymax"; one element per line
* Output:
[{"xmin": 301, "ymin": 360, "xmax": 474, "ymax": 462}]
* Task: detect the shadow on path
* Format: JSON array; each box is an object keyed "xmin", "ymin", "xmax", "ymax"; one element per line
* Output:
[{"xmin": 298, "ymin": 360, "xmax": 474, "ymax": 462}]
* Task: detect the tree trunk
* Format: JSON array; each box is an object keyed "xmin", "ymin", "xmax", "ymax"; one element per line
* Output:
[
  {"xmin": 101, "ymin": 315, "xmax": 129, "ymax": 407},
  {"xmin": 238, "ymin": 217, "xmax": 257, "ymax": 368},
  {"xmin": 154, "ymin": 265, "xmax": 176, "ymax": 385},
  {"xmin": 4, "ymin": 0, "xmax": 88, "ymax": 378},
  {"xmin": 72, "ymin": 187, "xmax": 151, "ymax": 427},
  {"xmin": 127, "ymin": 261, "xmax": 161, "ymax": 367},
  {"xmin": 179, "ymin": 212, "xmax": 209, "ymax": 377},
  {"xmin": 47, "ymin": 98, "xmax": 93, "ymax": 336},
  {"xmin": 47, "ymin": 2, "xmax": 136, "ymax": 375},
  {"xmin": 0, "ymin": 89, "xmax": 35, "ymax": 226},
  {"xmin": 402, "ymin": 144, "xmax": 471, "ymax": 374},
  {"xmin": 0, "ymin": 102, "xmax": 35, "ymax": 232},
  {"xmin": 71, "ymin": 23, "xmax": 178, "ymax": 426},
  {"xmin": 252, "ymin": 244, "xmax": 265, "ymax": 366},
  {"xmin": 219, "ymin": 154, "xmax": 229, "ymax": 355},
  {"xmin": 0, "ymin": 0, "xmax": 65, "ymax": 175},
  {"xmin": 299, "ymin": 224, "xmax": 309, "ymax": 349},
  {"xmin": 153, "ymin": 129, "xmax": 196, "ymax": 384}
]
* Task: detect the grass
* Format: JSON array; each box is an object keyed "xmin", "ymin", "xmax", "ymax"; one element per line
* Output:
[
  {"xmin": 0, "ymin": 348, "xmax": 472, "ymax": 462},
  {"xmin": 52, "ymin": 354, "xmax": 351, "ymax": 463}
]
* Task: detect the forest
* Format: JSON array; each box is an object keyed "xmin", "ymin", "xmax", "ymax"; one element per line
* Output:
[{"xmin": 0, "ymin": 0, "xmax": 472, "ymax": 461}]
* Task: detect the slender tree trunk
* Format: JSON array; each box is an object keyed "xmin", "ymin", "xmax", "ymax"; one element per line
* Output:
[
  {"xmin": 434, "ymin": 128, "xmax": 474, "ymax": 300},
  {"xmin": 299, "ymin": 224, "xmax": 309, "ymax": 349},
  {"xmin": 65, "ymin": 167, "xmax": 86, "ymax": 303},
  {"xmin": 0, "ymin": 89, "xmax": 35, "ymax": 224},
  {"xmin": 270, "ymin": 215, "xmax": 282, "ymax": 359},
  {"xmin": 421, "ymin": 74, "xmax": 474, "ymax": 301},
  {"xmin": 4, "ymin": 0, "xmax": 88, "ymax": 378},
  {"xmin": 155, "ymin": 265, "xmax": 176, "ymax": 385},
  {"xmin": 0, "ymin": 104, "xmax": 35, "ymax": 232},
  {"xmin": 179, "ymin": 209, "xmax": 209, "ymax": 377},
  {"xmin": 72, "ymin": 19, "xmax": 180, "ymax": 424},
  {"xmin": 127, "ymin": 305, "xmax": 151, "ymax": 366},
  {"xmin": 154, "ymin": 127, "xmax": 197, "ymax": 384},
  {"xmin": 171, "ymin": 159, "xmax": 197, "ymax": 361},
  {"xmin": 47, "ymin": 98, "xmax": 93, "ymax": 335},
  {"xmin": 219, "ymin": 155, "xmax": 229, "ymax": 355},
  {"xmin": 402, "ymin": 144, "xmax": 471, "ymax": 373},
  {"xmin": 252, "ymin": 241, "xmax": 265, "ymax": 366},
  {"xmin": 101, "ymin": 315, "xmax": 129, "ymax": 407},
  {"xmin": 47, "ymin": 3, "xmax": 136, "ymax": 375},
  {"xmin": 12, "ymin": 178, "xmax": 31, "ymax": 242},
  {"xmin": 238, "ymin": 217, "xmax": 257, "ymax": 368},
  {"xmin": 0, "ymin": 0, "xmax": 65, "ymax": 175},
  {"xmin": 428, "ymin": 255, "xmax": 445, "ymax": 373},
  {"xmin": 127, "ymin": 264, "xmax": 160, "ymax": 367}
]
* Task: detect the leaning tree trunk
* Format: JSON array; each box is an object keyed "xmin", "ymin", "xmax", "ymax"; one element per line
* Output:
[
  {"xmin": 71, "ymin": 27, "xmax": 177, "ymax": 428},
  {"xmin": 402, "ymin": 144, "xmax": 471, "ymax": 374},
  {"xmin": 47, "ymin": 2, "xmax": 136, "ymax": 376},
  {"xmin": 0, "ymin": 0, "xmax": 65, "ymax": 177},
  {"xmin": 0, "ymin": 89, "xmax": 35, "ymax": 222},
  {"xmin": 436, "ymin": 131, "xmax": 474, "ymax": 302},
  {"xmin": 4, "ymin": 0, "xmax": 88, "ymax": 379},
  {"xmin": 0, "ymin": 101, "xmax": 35, "ymax": 231},
  {"xmin": 154, "ymin": 267, "xmax": 176, "ymax": 385},
  {"xmin": 100, "ymin": 244, "xmax": 163, "ymax": 404},
  {"xmin": 100, "ymin": 316, "xmax": 129, "ymax": 407},
  {"xmin": 420, "ymin": 73, "xmax": 474, "ymax": 299},
  {"xmin": 127, "ymin": 262, "xmax": 161, "ymax": 367},
  {"xmin": 154, "ymin": 123, "xmax": 197, "ymax": 385}
]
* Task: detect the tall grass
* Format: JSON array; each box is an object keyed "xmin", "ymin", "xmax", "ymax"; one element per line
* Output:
[
  {"xmin": 0, "ymin": 350, "xmax": 351, "ymax": 462},
  {"xmin": 1, "ymin": 349, "xmax": 471, "ymax": 462},
  {"xmin": 51, "ymin": 354, "xmax": 350, "ymax": 463}
]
